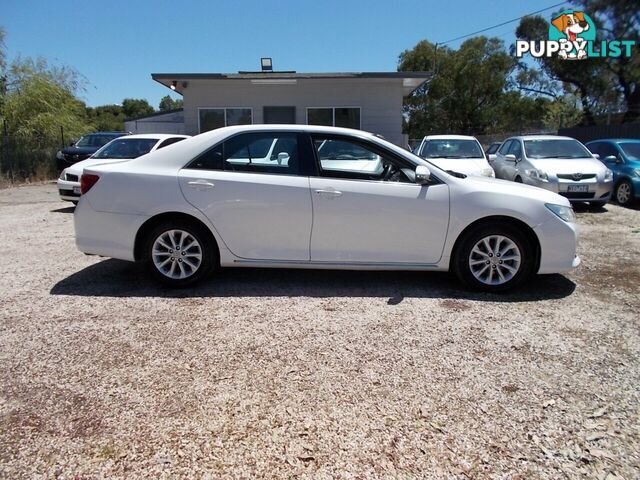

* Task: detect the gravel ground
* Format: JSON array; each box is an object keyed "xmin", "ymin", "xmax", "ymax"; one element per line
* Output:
[{"xmin": 0, "ymin": 183, "xmax": 639, "ymax": 479}]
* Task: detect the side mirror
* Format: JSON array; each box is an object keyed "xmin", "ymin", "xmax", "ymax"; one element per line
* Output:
[
  {"xmin": 603, "ymin": 155, "xmax": 618, "ymax": 163},
  {"xmin": 505, "ymin": 154, "xmax": 517, "ymax": 162},
  {"xmin": 591, "ymin": 153, "xmax": 600, "ymax": 160},
  {"xmin": 276, "ymin": 152, "xmax": 289, "ymax": 164},
  {"xmin": 415, "ymin": 165, "xmax": 431, "ymax": 184}
]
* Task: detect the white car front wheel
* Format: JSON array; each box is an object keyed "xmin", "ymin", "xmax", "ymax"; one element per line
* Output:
[{"xmin": 454, "ymin": 224, "xmax": 534, "ymax": 292}]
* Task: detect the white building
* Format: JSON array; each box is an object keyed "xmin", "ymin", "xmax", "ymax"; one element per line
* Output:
[{"xmin": 148, "ymin": 69, "xmax": 429, "ymax": 147}]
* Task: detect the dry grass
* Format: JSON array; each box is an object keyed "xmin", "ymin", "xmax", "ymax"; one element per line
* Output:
[{"xmin": 0, "ymin": 185, "xmax": 639, "ymax": 479}]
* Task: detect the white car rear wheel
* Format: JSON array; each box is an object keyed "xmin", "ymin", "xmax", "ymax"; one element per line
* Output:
[{"xmin": 144, "ymin": 221, "xmax": 215, "ymax": 286}]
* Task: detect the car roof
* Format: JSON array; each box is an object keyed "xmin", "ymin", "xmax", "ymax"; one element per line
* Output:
[
  {"xmin": 424, "ymin": 135, "xmax": 478, "ymax": 141},
  {"xmin": 586, "ymin": 138, "xmax": 640, "ymax": 144},
  {"xmin": 114, "ymin": 134, "xmax": 190, "ymax": 140},
  {"xmin": 86, "ymin": 131, "xmax": 128, "ymax": 135},
  {"xmin": 509, "ymin": 135, "xmax": 575, "ymax": 141}
]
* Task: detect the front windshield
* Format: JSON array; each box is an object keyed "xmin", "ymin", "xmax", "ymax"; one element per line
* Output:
[
  {"xmin": 92, "ymin": 138, "xmax": 158, "ymax": 159},
  {"xmin": 619, "ymin": 142, "xmax": 640, "ymax": 160},
  {"xmin": 421, "ymin": 139, "xmax": 483, "ymax": 159},
  {"xmin": 524, "ymin": 139, "xmax": 592, "ymax": 159}
]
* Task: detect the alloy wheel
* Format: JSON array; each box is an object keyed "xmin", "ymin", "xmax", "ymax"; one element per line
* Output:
[
  {"xmin": 616, "ymin": 182, "xmax": 631, "ymax": 204},
  {"xmin": 468, "ymin": 235, "xmax": 521, "ymax": 286},
  {"xmin": 152, "ymin": 229, "xmax": 203, "ymax": 279}
]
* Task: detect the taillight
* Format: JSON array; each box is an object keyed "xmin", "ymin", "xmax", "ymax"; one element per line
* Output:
[{"xmin": 80, "ymin": 174, "xmax": 100, "ymax": 194}]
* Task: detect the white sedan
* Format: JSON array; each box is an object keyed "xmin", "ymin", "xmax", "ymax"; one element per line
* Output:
[
  {"xmin": 74, "ymin": 125, "xmax": 580, "ymax": 291},
  {"xmin": 57, "ymin": 134, "xmax": 189, "ymax": 203},
  {"xmin": 414, "ymin": 135, "xmax": 495, "ymax": 177}
]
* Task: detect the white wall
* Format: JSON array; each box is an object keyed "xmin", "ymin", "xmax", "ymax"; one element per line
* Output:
[{"xmin": 181, "ymin": 78, "xmax": 406, "ymax": 146}]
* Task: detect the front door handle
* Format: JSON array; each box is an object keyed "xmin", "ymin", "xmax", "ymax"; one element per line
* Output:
[
  {"xmin": 188, "ymin": 180, "xmax": 215, "ymax": 190},
  {"xmin": 315, "ymin": 189, "xmax": 342, "ymax": 197}
]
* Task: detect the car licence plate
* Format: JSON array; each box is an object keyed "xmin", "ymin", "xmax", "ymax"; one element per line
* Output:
[
  {"xmin": 567, "ymin": 184, "xmax": 588, "ymax": 193},
  {"xmin": 73, "ymin": 186, "xmax": 81, "ymax": 195}
]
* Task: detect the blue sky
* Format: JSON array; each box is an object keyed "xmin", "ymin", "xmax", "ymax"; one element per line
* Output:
[{"xmin": 3, "ymin": 0, "xmax": 566, "ymax": 107}]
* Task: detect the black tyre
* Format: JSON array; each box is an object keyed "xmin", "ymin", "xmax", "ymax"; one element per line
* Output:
[
  {"xmin": 453, "ymin": 223, "xmax": 535, "ymax": 292},
  {"xmin": 143, "ymin": 220, "xmax": 217, "ymax": 287},
  {"xmin": 514, "ymin": 176, "xmax": 523, "ymax": 183},
  {"xmin": 615, "ymin": 179, "xmax": 634, "ymax": 206}
]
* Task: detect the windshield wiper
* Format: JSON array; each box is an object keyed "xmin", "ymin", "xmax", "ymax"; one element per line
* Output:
[{"xmin": 446, "ymin": 170, "xmax": 467, "ymax": 178}]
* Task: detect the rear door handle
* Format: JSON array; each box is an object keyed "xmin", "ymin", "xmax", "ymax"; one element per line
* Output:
[
  {"xmin": 315, "ymin": 189, "xmax": 342, "ymax": 197},
  {"xmin": 188, "ymin": 180, "xmax": 215, "ymax": 190}
]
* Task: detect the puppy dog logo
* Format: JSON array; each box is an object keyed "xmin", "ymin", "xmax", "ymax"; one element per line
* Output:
[{"xmin": 549, "ymin": 11, "xmax": 596, "ymax": 60}]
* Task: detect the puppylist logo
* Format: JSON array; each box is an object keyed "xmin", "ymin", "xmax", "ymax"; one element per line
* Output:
[{"xmin": 516, "ymin": 10, "xmax": 636, "ymax": 60}]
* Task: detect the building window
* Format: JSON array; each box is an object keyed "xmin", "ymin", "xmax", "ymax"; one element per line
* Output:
[
  {"xmin": 307, "ymin": 107, "xmax": 360, "ymax": 129},
  {"xmin": 199, "ymin": 108, "xmax": 252, "ymax": 133}
]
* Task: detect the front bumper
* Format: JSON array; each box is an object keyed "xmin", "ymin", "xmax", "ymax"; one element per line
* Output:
[
  {"xmin": 524, "ymin": 177, "xmax": 613, "ymax": 203},
  {"xmin": 57, "ymin": 178, "xmax": 81, "ymax": 202},
  {"xmin": 534, "ymin": 215, "xmax": 580, "ymax": 274}
]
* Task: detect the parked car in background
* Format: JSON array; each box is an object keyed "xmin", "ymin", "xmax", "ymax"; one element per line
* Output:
[
  {"xmin": 585, "ymin": 139, "xmax": 640, "ymax": 206},
  {"xmin": 58, "ymin": 134, "xmax": 189, "ymax": 203},
  {"xmin": 414, "ymin": 135, "xmax": 495, "ymax": 177},
  {"xmin": 56, "ymin": 132, "xmax": 129, "ymax": 172},
  {"xmin": 74, "ymin": 125, "xmax": 580, "ymax": 292},
  {"xmin": 485, "ymin": 142, "xmax": 502, "ymax": 165},
  {"xmin": 493, "ymin": 135, "xmax": 613, "ymax": 209}
]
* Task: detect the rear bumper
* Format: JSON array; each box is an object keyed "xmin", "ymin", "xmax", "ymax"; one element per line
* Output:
[{"xmin": 74, "ymin": 197, "xmax": 148, "ymax": 262}]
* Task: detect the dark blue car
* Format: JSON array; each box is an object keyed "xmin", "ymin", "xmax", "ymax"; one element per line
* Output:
[
  {"xmin": 56, "ymin": 132, "xmax": 129, "ymax": 171},
  {"xmin": 586, "ymin": 139, "xmax": 640, "ymax": 206}
]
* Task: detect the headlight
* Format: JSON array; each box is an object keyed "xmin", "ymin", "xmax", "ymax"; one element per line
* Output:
[
  {"xmin": 56, "ymin": 151, "xmax": 64, "ymax": 160},
  {"xmin": 525, "ymin": 169, "xmax": 548, "ymax": 181},
  {"xmin": 604, "ymin": 169, "xmax": 613, "ymax": 181},
  {"xmin": 481, "ymin": 167, "xmax": 495, "ymax": 177},
  {"xmin": 546, "ymin": 203, "xmax": 576, "ymax": 222},
  {"xmin": 59, "ymin": 169, "xmax": 66, "ymax": 180}
]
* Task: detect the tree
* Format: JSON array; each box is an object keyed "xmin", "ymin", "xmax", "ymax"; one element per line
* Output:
[
  {"xmin": 121, "ymin": 98, "xmax": 154, "ymax": 119},
  {"xmin": 159, "ymin": 95, "xmax": 183, "ymax": 111},
  {"xmin": 86, "ymin": 104, "xmax": 126, "ymax": 131},
  {"xmin": 0, "ymin": 28, "xmax": 93, "ymax": 179},
  {"xmin": 515, "ymin": 0, "xmax": 639, "ymax": 123},
  {"xmin": 398, "ymin": 37, "xmax": 553, "ymax": 138},
  {"xmin": 2, "ymin": 76, "xmax": 88, "ymax": 143}
]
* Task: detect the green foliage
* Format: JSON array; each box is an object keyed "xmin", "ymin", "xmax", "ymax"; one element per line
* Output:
[
  {"xmin": 399, "ymin": 37, "xmax": 556, "ymax": 137},
  {"xmin": 159, "ymin": 95, "xmax": 183, "ymax": 111},
  {"xmin": 86, "ymin": 104, "xmax": 126, "ymax": 132},
  {"xmin": 542, "ymin": 95, "xmax": 585, "ymax": 130},
  {"xmin": 0, "ymin": 28, "xmax": 93, "ymax": 180},
  {"xmin": 122, "ymin": 98, "xmax": 154, "ymax": 119},
  {"xmin": 3, "ymin": 76, "xmax": 88, "ymax": 143}
]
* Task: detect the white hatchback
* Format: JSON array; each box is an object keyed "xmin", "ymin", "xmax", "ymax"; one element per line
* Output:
[
  {"xmin": 74, "ymin": 125, "xmax": 580, "ymax": 291},
  {"xmin": 415, "ymin": 135, "xmax": 495, "ymax": 177},
  {"xmin": 57, "ymin": 134, "xmax": 189, "ymax": 203}
]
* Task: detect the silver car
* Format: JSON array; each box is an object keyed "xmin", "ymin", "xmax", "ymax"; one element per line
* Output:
[{"xmin": 493, "ymin": 135, "xmax": 613, "ymax": 208}]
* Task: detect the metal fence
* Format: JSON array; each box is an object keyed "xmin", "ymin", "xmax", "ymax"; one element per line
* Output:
[
  {"xmin": 0, "ymin": 123, "xmax": 64, "ymax": 184},
  {"xmin": 558, "ymin": 123, "xmax": 640, "ymax": 143}
]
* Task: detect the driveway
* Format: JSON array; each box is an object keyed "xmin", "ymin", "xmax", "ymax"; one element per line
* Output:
[{"xmin": 0, "ymin": 184, "xmax": 638, "ymax": 478}]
